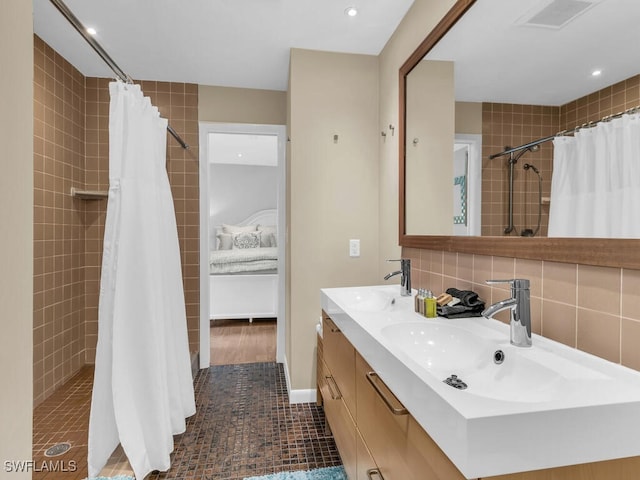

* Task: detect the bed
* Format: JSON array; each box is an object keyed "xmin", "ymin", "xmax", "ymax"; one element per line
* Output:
[{"xmin": 209, "ymin": 209, "xmax": 279, "ymax": 321}]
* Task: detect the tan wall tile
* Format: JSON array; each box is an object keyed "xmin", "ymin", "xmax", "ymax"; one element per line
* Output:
[
  {"xmin": 543, "ymin": 261, "xmax": 577, "ymax": 305},
  {"xmin": 577, "ymin": 309, "xmax": 621, "ymax": 363},
  {"xmin": 622, "ymin": 269, "xmax": 640, "ymax": 321},
  {"xmin": 541, "ymin": 300, "xmax": 577, "ymax": 348},
  {"xmin": 577, "ymin": 264, "xmax": 621, "ymax": 314},
  {"xmin": 621, "ymin": 318, "xmax": 640, "ymax": 370}
]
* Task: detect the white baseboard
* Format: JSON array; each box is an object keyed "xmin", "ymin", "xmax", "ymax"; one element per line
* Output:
[
  {"xmin": 282, "ymin": 355, "xmax": 317, "ymax": 404},
  {"xmin": 289, "ymin": 388, "xmax": 317, "ymax": 404}
]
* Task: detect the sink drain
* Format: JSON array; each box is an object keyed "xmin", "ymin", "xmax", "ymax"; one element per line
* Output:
[
  {"xmin": 44, "ymin": 442, "xmax": 71, "ymax": 457},
  {"xmin": 443, "ymin": 374, "xmax": 467, "ymax": 390}
]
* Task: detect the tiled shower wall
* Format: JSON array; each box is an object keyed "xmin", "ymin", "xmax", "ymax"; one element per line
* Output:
[
  {"xmin": 481, "ymin": 103, "xmax": 557, "ymax": 237},
  {"xmin": 481, "ymin": 74, "xmax": 640, "ymax": 237},
  {"xmin": 82, "ymin": 79, "xmax": 200, "ymax": 363},
  {"xmin": 404, "ymin": 248, "xmax": 640, "ymax": 372},
  {"xmin": 33, "ymin": 36, "xmax": 86, "ymax": 404},
  {"xmin": 33, "ymin": 35, "xmax": 200, "ymax": 404}
]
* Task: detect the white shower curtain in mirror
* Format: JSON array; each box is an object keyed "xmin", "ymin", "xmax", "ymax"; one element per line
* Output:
[
  {"xmin": 88, "ymin": 82, "xmax": 195, "ymax": 480},
  {"xmin": 548, "ymin": 112, "xmax": 640, "ymax": 238}
]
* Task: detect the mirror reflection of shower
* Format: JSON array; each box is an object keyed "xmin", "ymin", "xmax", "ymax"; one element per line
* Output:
[
  {"xmin": 522, "ymin": 162, "xmax": 542, "ymax": 237},
  {"xmin": 503, "ymin": 144, "xmax": 543, "ymax": 236}
]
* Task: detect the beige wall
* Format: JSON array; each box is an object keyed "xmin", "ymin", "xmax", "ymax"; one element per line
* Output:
[
  {"xmin": 405, "ymin": 60, "xmax": 454, "ymax": 235},
  {"xmin": 0, "ymin": 1, "xmax": 33, "ymax": 477},
  {"xmin": 377, "ymin": 0, "xmax": 458, "ymax": 277},
  {"xmin": 455, "ymin": 101, "xmax": 482, "ymax": 134},
  {"xmin": 198, "ymin": 85, "xmax": 286, "ymax": 125},
  {"xmin": 288, "ymin": 48, "xmax": 380, "ymax": 390}
]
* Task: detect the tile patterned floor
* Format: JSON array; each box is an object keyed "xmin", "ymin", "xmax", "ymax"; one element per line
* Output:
[
  {"xmin": 33, "ymin": 363, "xmax": 341, "ymax": 480},
  {"xmin": 32, "ymin": 366, "xmax": 93, "ymax": 480}
]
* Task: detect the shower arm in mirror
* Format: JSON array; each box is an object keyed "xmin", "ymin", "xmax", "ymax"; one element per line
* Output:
[{"xmin": 397, "ymin": 0, "xmax": 640, "ymax": 270}]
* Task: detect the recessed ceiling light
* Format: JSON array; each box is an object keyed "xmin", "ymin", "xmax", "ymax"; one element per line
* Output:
[
  {"xmin": 345, "ymin": 6, "xmax": 358, "ymax": 17},
  {"xmin": 592, "ymin": 69, "xmax": 602, "ymax": 77},
  {"xmin": 86, "ymin": 27, "xmax": 97, "ymax": 35}
]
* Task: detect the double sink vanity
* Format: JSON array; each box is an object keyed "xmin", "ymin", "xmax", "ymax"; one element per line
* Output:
[{"xmin": 318, "ymin": 284, "xmax": 640, "ymax": 479}]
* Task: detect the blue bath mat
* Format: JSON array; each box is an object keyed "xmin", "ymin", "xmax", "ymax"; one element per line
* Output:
[
  {"xmin": 244, "ymin": 466, "xmax": 347, "ymax": 480},
  {"xmin": 84, "ymin": 476, "xmax": 135, "ymax": 480}
]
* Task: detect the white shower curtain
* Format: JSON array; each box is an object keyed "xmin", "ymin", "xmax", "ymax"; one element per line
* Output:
[
  {"xmin": 88, "ymin": 82, "xmax": 195, "ymax": 480},
  {"xmin": 548, "ymin": 112, "xmax": 640, "ymax": 238}
]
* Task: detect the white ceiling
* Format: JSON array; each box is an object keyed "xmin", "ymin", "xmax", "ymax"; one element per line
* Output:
[
  {"xmin": 426, "ymin": 0, "xmax": 640, "ymax": 106},
  {"xmin": 33, "ymin": 0, "xmax": 415, "ymax": 91}
]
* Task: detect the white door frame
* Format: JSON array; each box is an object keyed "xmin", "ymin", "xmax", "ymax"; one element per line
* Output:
[
  {"xmin": 454, "ymin": 133, "xmax": 482, "ymax": 236},
  {"xmin": 198, "ymin": 122, "xmax": 287, "ymax": 368}
]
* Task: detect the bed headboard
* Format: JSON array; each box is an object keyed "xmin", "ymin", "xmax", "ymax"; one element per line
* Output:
[{"xmin": 236, "ymin": 209, "xmax": 277, "ymax": 227}]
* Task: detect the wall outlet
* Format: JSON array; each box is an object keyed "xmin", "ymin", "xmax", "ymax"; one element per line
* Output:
[{"xmin": 349, "ymin": 239, "xmax": 360, "ymax": 257}]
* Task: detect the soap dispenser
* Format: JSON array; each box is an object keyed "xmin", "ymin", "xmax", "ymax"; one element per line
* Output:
[
  {"xmin": 415, "ymin": 289, "xmax": 425, "ymax": 315},
  {"xmin": 424, "ymin": 290, "xmax": 437, "ymax": 318}
]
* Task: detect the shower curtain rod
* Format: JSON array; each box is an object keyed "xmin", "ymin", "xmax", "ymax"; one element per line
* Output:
[
  {"xmin": 49, "ymin": 0, "xmax": 189, "ymax": 150},
  {"xmin": 489, "ymin": 104, "xmax": 640, "ymax": 160}
]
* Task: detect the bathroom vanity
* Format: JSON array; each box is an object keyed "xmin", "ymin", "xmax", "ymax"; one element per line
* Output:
[{"xmin": 318, "ymin": 285, "xmax": 640, "ymax": 480}]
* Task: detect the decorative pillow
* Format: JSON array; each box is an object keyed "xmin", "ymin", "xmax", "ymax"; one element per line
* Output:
[
  {"xmin": 257, "ymin": 225, "xmax": 277, "ymax": 247},
  {"xmin": 232, "ymin": 232, "xmax": 261, "ymax": 249},
  {"xmin": 216, "ymin": 233, "xmax": 233, "ymax": 250},
  {"xmin": 222, "ymin": 223, "xmax": 258, "ymax": 234}
]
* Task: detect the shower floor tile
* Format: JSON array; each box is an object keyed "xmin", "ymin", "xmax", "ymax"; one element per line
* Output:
[{"xmin": 32, "ymin": 363, "xmax": 341, "ymax": 479}]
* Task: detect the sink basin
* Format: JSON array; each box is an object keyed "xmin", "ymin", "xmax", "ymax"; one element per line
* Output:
[
  {"xmin": 328, "ymin": 285, "xmax": 402, "ymax": 313},
  {"xmin": 381, "ymin": 322, "xmax": 491, "ymax": 375},
  {"xmin": 381, "ymin": 321, "xmax": 563, "ymax": 402}
]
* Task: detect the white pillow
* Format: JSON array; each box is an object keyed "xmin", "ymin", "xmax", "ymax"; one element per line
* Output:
[
  {"xmin": 257, "ymin": 225, "xmax": 277, "ymax": 247},
  {"xmin": 232, "ymin": 232, "xmax": 261, "ymax": 249},
  {"xmin": 222, "ymin": 223, "xmax": 258, "ymax": 234},
  {"xmin": 216, "ymin": 233, "xmax": 233, "ymax": 250}
]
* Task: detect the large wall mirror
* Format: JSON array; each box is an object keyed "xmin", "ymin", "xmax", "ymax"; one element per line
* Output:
[{"xmin": 399, "ymin": 0, "xmax": 640, "ymax": 269}]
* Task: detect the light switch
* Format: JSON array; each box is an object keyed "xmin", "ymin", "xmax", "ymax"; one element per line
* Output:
[{"xmin": 349, "ymin": 239, "xmax": 360, "ymax": 257}]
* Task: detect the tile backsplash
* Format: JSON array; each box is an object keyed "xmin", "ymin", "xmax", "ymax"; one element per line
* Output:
[{"xmin": 404, "ymin": 247, "xmax": 640, "ymax": 372}]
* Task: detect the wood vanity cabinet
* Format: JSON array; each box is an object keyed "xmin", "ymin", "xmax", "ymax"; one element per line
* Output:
[
  {"xmin": 319, "ymin": 312, "xmax": 465, "ymax": 480},
  {"xmin": 318, "ymin": 310, "xmax": 640, "ymax": 480}
]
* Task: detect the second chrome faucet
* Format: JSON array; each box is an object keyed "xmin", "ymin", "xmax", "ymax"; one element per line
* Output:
[
  {"xmin": 482, "ymin": 279, "xmax": 532, "ymax": 347},
  {"xmin": 384, "ymin": 259, "xmax": 412, "ymax": 296}
]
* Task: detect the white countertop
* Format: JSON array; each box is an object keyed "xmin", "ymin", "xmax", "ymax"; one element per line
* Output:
[{"xmin": 321, "ymin": 285, "xmax": 640, "ymax": 478}]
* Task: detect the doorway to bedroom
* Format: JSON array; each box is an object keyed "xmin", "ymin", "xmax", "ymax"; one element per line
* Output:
[{"xmin": 199, "ymin": 123, "xmax": 286, "ymax": 368}]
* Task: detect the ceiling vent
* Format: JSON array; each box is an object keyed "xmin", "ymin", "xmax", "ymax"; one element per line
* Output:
[{"xmin": 518, "ymin": 0, "xmax": 598, "ymax": 29}]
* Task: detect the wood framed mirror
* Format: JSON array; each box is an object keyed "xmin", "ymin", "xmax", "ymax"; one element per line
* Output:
[{"xmin": 398, "ymin": 0, "xmax": 640, "ymax": 270}]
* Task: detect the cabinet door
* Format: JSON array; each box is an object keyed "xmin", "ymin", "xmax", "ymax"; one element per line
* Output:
[
  {"xmin": 319, "ymin": 358, "xmax": 357, "ymax": 479},
  {"xmin": 316, "ymin": 332, "xmax": 323, "ymax": 406},
  {"xmin": 322, "ymin": 314, "xmax": 357, "ymax": 416},
  {"xmin": 356, "ymin": 429, "xmax": 379, "ymax": 480},
  {"xmin": 355, "ymin": 352, "xmax": 414, "ymax": 479},
  {"xmin": 407, "ymin": 416, "xmax": 466, "ymax": 480}
]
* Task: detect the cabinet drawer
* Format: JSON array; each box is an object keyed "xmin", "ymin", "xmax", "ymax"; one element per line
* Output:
[
  {"xmin": 356, "ymin": 428, "xmax": 379, "ymax": 480},
  {"xmin": 320, "ymin": 358, "xmax": 357, "ymax": 480},
  {"xmin": 322, "ymin": 314, "xmax": 356, "ymax": 416},
  {"xmin": 355, "ymin": 352, "xmax": 413, "ymax": 479}
]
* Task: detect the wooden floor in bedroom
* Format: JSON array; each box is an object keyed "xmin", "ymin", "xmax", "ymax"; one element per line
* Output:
[{"xmin": 210, "ymin": 318, "xmax": 277, "ymax": 365}]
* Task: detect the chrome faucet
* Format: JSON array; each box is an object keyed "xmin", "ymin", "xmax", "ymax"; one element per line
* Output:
[
  {"xmin": 384, "ymin": 259, "xmax": 411, "ymax": 297},
  {"xmin": 482, "ymin": 279, "xmax": 532, "ymax": 347}
]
